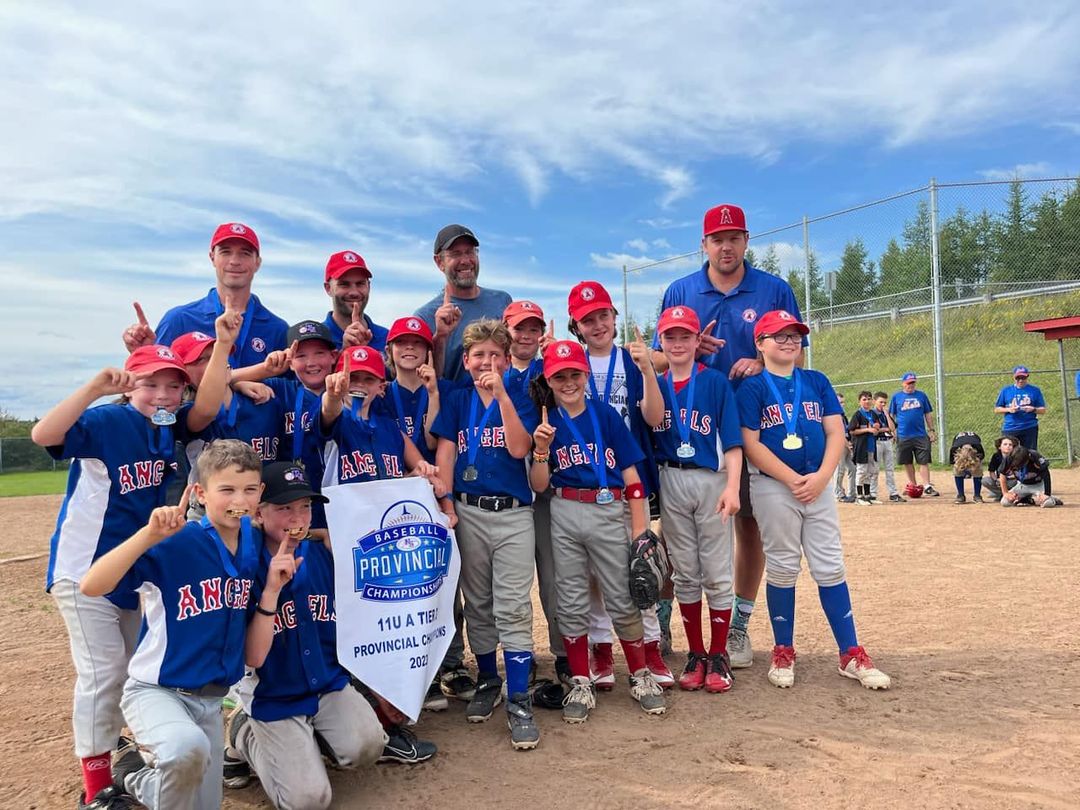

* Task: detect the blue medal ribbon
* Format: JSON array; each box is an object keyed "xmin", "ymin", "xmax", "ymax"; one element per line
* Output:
[
  {"xmin": 558, "ymin": 401, "xmax": 610, "ymax": 492},
  {"xmin": 292, "ymin": 387, "xmax": 307, "ymax": 462},
  {"xmin": 586, "ymin": 349, "xmax": 618, "ymax": 404},
  {"xmin": 391, "ymin": 381, "xmax": 428, "ymax": 447},
  {"xmin": 209, "ymin": 289, "xmax": 255, "ymax": 368},
  {"xmin": 200, "ymin": 514, "xmax": 253, "ymax": 673},
  {"xmin": 127, "ymin": 405, "xmax": 176, "ymax": 499},
  {"xmin": 664, "ymin": 363, "xmax": 698, "ymax": 452},
  {"xmin": 464, "ymin": 391, "xmax": 499, "ymax": 473},
  {"xmin": 218, "ymin": 391, "xmax": 239, "ymax": 429},
  {"xmin": 761, "ymin": 369, "xmax": 803, "ymax": 444}
]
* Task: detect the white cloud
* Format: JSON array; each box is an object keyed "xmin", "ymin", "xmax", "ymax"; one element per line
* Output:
[
  {"xmin": 626, "ymin": 239, "xmax": 649, "ymax": 252},
  {"xmin": 977, "ymin": 162, "xmax": 1054, "ymax": 181}
]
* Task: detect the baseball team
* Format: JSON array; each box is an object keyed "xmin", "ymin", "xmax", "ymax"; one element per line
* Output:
[{"xmin": 37, "ymin": 202, "xmax": 1048, "ymax": 809}]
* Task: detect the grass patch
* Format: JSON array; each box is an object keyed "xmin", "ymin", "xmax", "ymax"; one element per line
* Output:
[
  {"xmin": 812, "ymin": 291, "xmax": 1080, "ymax": 462},
  {"xmin": 0, "ymin": 470, "xmax": 68, "ymax": 498}
]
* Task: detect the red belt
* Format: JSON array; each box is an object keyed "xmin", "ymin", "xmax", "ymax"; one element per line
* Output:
[{"xmin": 557, "ymin": 486, "xmax": 623, "ymax": 503}]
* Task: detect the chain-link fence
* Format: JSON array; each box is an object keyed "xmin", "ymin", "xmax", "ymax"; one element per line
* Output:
[
  {"xmin": 619, "ymin": 177, "xmax": 1080, "ymax": 464},
  {"xmin": 0, "ymin": 436, "xmax": 68, "ymax": 474}
]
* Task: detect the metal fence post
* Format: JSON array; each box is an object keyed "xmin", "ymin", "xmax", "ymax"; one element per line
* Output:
[
  {"xmin": 1058, "ymin": 339, "xmax": 1075, "ymax": 463},
  {"xmin": 803, "ymin": 215, "xmax": 812, "ymax": 369},
  {"xmin": 929, "ymin": 178, "xmax": 947, "ymax": 462},
  {"xmin": 622, "ymin": 264, "xmax": 630, "ymax": 344}
]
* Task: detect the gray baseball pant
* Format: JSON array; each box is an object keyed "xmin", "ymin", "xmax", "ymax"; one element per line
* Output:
[
  {"xmin": 833, "ymin": 446, "xmax": 856, "ymax": 499},
  {"xmin": 52, "ymin": 580, "xmax": 140, "ymax": 757},
  {"xmin": 532, "ymin": 491, "xmax": 566, "ymax": 657},
  {"xmin": 872, "ymin": 439, "xmax": 898, "ymax": 497},
  {"xmin": 455, "ymin": 502, "xmax": 536, "ymax": 654},
  {"xmin": 658, "ymin": 466, "xmax": 734, "ymax": 609},
  {"xmin": 855, "ymin": 458, "xmax": 879, "ymax": 489},
  {"xmin": 1001, "ymin": 481, "xmax": 1051, "ymax": 506},
  {"xmin": 550, "ymin": 498, "xmax": 643, "ymax": 640},
  {"xmin": 121, "ymin": 679, "xmax": 225, "ymax": 810},
  {"xmin": 750, "ymin": 474, "xmax": 847, "ymax": 588},
  {"xmin": 587, "ymin": 582, "xmax": 662, "ymax": 643},
  {"xmin": 235, "ymin": 686, "xmax": 387, "ymax": 810}
]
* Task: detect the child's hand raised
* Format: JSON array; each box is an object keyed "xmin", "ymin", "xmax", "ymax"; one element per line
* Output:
[
  {"xmin": 262, "ymin": 341, "xmax": 296, "ymax": 377},
  {"xmin": 418, "ymin": 351, "xmax": 439, "ymax": 394},
  {"xmin": 122, "ymin": 301, "xmax": 157, "ymax": 352},
  {"xmin": 538, "ymin": 319, "xmax": 557, "ymax": 355},
  {"xmin": 475, "ymin": 370, "xmax": 507, "ymax": 400},
  {"xmin": 627, "ymin": 325, "xmax": 654, "ymax": 372},
  {"xmin": 147, "ymin": 483, "xmax": 193, "ymax": 543},
  {"xmin": 91, "ymin": 367, "xmax": 143, "ymax": 397},
  {"xmin": 324, "ymin": 351, "xmax": 352, "ymax": 402},
  {"xmin": 265, "ymin": 543, "xmax": 303, "ymax": 595},
  {"xmin": 533, "ymin": 405, "xmax": 556, "ymax": 453}
]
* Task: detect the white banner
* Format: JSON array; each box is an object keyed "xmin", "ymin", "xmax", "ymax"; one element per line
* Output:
[{"xmin": 324, "ymin": 477, "xmax": 459, "ymax": 722}]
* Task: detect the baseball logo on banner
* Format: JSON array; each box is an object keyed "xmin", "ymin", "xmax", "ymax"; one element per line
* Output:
[{"xmin": 324, "ymin": 477, "xmax": 459, "ymax": 721}]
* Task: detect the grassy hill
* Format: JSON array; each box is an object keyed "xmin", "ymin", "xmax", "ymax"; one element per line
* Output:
[{"xmin": 810, "ymin": 290, "xmax": 1080, "ymax": 464}]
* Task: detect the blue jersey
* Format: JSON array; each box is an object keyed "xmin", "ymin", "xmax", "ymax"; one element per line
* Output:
[
  {"xmin": 737, "ymin": 368, "xmax": 843, "ymax": 476},
  {"xmin": 547, "ymin": 400, "xmax": 644, "ymax": 490},
  {"xmin": 156, "ymin": 288, "xmax": 288, "ymax": 368},
  {"xmin": 996, "ymin": 384, "xmax": 1046, "ymax": 432},
  {"xmin": 848, "ymin": 407, "xmax": 883, "ymax": 462},
  {"xmin": 320, "ymin": 311, "xmax": 388, "ymax": 353},
  {"xmin": 190, "ymin": 390, "xmax": 288, "ymax": 464},
  {"xmin": 504, "ymin": 359, "xmax": 544, "ymax": 400},
  {"xmin": 381, "ymin": 379, "xmax": 455, "ymax": 465},
  {"xmin": 430, "ymin": 387, "xmax": 538, "ymax": 504},
  {"xmin": 270, "ymin": 378, "xmax": 328, "ymax": 529},
  {"xmin": 652, "ymin": 365, "xmax": 742, "ymax": 472},
  {"xmin": 585, "ymin": 346, "xmax": 659, "ymax": 496},
  {"xmin": 321, "ymin": 407, "xmax": 407, "ymax": 486},
  {"xmin": 888, "ymin": 389, "xmax": 933, "ymax": 439},
  {"xmin": 242, "ymin": 541, "xmax": 347, "ymax": 722},
  {"xmin": 653, "ymin": 262, "xmax": 804, "ymax": 383},
  {"xmin": 45, "ymin": 403, "xmax": 198, "ymax": 609},
  {"xmin": 127, "ymin": 519, "xmax": 260, "ymax": 690}
]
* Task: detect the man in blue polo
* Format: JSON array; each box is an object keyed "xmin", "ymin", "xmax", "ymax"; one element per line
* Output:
[
  {"xmin": 321, "ymin": 250, "xmax": 389, "ymax": 352},
  {"xmin": 122, "ymin": 222, "xmax": 288, "ymax": 367},
  {"xmin": 651, "ymin": 203, "xmax": 804, "ymax": 672},
  {"xmin": 889, "ymin": 372, "xmax": 939, "ymax": 497},
  {"xmin": 994, "ymin": 365, "xmax": 1046, "ymax": 450}
]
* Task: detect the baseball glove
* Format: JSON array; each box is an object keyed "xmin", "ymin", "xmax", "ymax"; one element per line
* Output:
[
  {"xmin": 628, "ymin": 529, "xmax": 670, "ymax": 610},
  {"xmin": 904, "ymin": 482, "xmax": 924, "ymax": 499}
]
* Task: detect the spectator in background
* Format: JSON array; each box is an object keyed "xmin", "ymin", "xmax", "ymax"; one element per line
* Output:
[
  {"xmin": 889, "ymin": 372, "xmax": 939, "ymax": 497},
  {"xmin": 994, "ymin": 365, "xmax": 1046, "ymax": 451},
  {"xmin": 833, "ymin": 392, "xmax": 856, "ymax": 503}
]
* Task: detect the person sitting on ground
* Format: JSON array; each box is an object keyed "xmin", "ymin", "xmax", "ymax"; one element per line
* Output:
[{"xmin": 998, "ymin": 445, "xmax": 1059, "ymax": 508}]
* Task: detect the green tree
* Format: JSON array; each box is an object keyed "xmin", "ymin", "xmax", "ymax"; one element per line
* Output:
[
  {"xmin": 990, "ymin": 179, "xmax": 1031, "ymax": 284},
  {"xmin": 788, "ymin": 247, "xmax": 827, "ymax": 316},
  {"xmin": 759, "ymin": 244, "xmax": 782, "ymax": 276},
  {"xmin": 833, "ymin": 238, "xmax": 874, "ymax": 307},
  {"xmin": 744, "ymin": 247, "xmax": 758, "ymax": 268}
]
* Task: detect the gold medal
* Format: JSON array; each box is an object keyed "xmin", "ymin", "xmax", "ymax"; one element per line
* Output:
[{"xmin": 782, "ymin": 434, "xmax": 803, "ymax": 450}]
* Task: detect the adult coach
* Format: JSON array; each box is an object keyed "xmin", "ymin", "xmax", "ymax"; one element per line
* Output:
[
  {"xmin": 122, "ymin": 222, "xmax": 288, "ymax": 367},
  {"xmin": 321, "ymin": 250, "xmax": 389, "ymax": 351},
  {"xmin": 994, "ymin": 365, "xmax": 1046, "ymax": 450},
  {"xmin": 414, "ymin": 225, "xmax": 511, "ymax": 384},
  {"xmin": 652, "ymin": 203, "xmax": 804, "ymax": 670},
  {"xmin": 888, "ymin": 372, "xmax": 939, "ymax": 497}
]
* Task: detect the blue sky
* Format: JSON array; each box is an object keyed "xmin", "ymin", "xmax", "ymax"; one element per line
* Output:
[{"xmin": 3, "ymin": 1, "xmax": 1080, "ymax": 418}]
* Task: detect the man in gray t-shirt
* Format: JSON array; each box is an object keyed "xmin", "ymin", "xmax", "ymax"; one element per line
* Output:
[{"xmin": 415, "ymin": 224, "xmax": 512, "ymax": 384}]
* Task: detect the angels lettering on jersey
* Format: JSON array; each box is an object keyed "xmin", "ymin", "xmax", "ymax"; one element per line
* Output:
[
  {"xmin": 117, "ymin": 459, "xmax": 175, "ymax": 495},
  {"xmin": 282, "ymin": 409, "xmax": 314, "ymax": 437},
  {"xmin": 339, "ymin": 451, "xmax": 404, "ymax": 482},
  {"xmin": 271, "ymin": 593, "xmax": 335, "ymax": 634},
  {"xmin": 759, "ymin": 400, "xmax": 824, "ymax": 430},
  {"xmin": 454, "ymin": 425, "xmax": 507, "ymax": 454},
  {"xmin": 653, "ymin": 407, "xmax": 714, "ymax": 437},
  {"xmin": 176, "ymin": 576, "xmax": 253, "ymax": 620},
  {"xmin": 552, "ymin": 441, "xmax": 618, "ymax": 474}
]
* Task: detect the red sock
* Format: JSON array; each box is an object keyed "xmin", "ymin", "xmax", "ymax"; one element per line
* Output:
[
  {"xmin": 81, "ymin": 753, "xmax": 113, "ymax": 799},
  {"xmin": 619, "ymin": 637, "xmax": 646, "ymax": 673},
  {"xmin": 679, "ymin": 600, "xmax": 706, "ymax": 655},
  {"xmin": 708, "ymin": 607, "xmax": 733, "ymax": 655},
  {"xmin": 563, "ymin": 634, "xmax": 590, "ymax": 679}
]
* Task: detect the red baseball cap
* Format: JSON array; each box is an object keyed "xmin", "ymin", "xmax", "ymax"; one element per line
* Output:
[
  {"xmin": 170, "ymin": 332, "xmax": 217, "ymax": 364},
  {"xmin": 703, "ymin": 204, "xmax": 748, "ymax": 237},
  {"xmin": 336, "ymin": 345, "xmax": 386, "ymax": 379},
  {"xmin": 543, "ymin": 340, "xmax": 590, "ymax": 378},
  {"xmin": 386, "ymin": 316, "xmax": 434, "ymax": 348},
  {"xmin": 325, "ymin": 250, "xmax": 371, "ymax": 282},
  {"xmin": 125, "ymin": 345, "xmax": 191, "ymax": 383},
  {"xmin": 657, "ymin": 305, "xmax": 701, "ymax": 336},
  {"xmin": 753, "ymin": 309, "xmax": 809, "ymax": 341},
  {"xmin": 567, "ymin": 281, "xmax": 614, "ymax": 322},
  {"xmin": 503, "ymin": 300, "xmax": 546, "ymax": 328},
  {"xmin": 210, "ymin": 222, "xmax": 260, "ymax": 253}
]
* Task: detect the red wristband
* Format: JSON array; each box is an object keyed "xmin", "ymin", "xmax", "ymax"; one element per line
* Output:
[{"xmin": 625, "ymin": 483, "xmax": 645, "ymax": 500}]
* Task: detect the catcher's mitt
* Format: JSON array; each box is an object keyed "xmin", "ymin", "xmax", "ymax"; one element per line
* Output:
[{"xmin": 628, "ymin": 529, "xmax": 670, "ymax": 610}]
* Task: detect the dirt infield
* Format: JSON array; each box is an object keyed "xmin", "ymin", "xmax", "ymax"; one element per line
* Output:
[{"xmin": 2, "ymin": 471, "xmax": 1078, "ymax": 809}]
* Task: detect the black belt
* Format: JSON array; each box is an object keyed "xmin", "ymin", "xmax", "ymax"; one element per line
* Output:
[
  {"xmin": 456, "ymin": 492, "xmax": 522, "ymax": 512},
  {"xmin": 659, "ymin": 460, "xmax": 703, "ymax": 470},
  {"xmin": 173, "ymin": 683, "xmax": 230, "ymax": 699}
]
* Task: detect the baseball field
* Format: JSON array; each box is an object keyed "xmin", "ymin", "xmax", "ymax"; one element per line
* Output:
[{"xmin": 3, "ymin": 477, "xmax": 1077, "ymax": 809}]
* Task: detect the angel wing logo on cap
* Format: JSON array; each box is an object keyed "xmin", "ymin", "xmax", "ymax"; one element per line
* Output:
[
  {"xmin": 719, "ymin": 208, "xmax": 733, "ymax": 225},
  {"xmin": 354, "ymin": 348, "xmax": 368, "ymax": 361},
  {"xmin": 778, "ymin": 310, "xmax": 793, "ymax": 320},
  {"xmin": 672, "ymin": 307, "xmax": 685, "ymax": 319},
  {"xmin": 407, "ymin": 318, "xmax": 421, "ymax": 331},
  {"xmin": 344, "ymin": 252, "xmax": 358, "ymax": 263},
  {"xmin": 156, "ymin": 347, "xmax": 175, "ymax": 359},
  {"xmin": 556, "ymin": 344, "xmax": 571, "ymax": 358},
  {"xmin": 192, "ymin": 332, "xmax": 211, "ymax": 341},
  {"xmin": 521, "ymin": 302, "xmax": 533, "ymax": 309},
  {"xmin": 230, "ymin": 224, "xmax": 246, "ymax": 234},
  {"xmin": 580, "ymin": 287, "xmax": 595, "ymax": 301}
]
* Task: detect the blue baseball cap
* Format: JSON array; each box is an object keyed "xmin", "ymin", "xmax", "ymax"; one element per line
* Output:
[
  {"xmin": 1012, "ymin": 366, "xmax": 1030, "ymax": 377},
  {"xmin": 901, "ymin": 372, "xmax": 917, "ymax": 383}
]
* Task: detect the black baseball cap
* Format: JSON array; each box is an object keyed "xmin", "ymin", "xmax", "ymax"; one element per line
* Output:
[
  {"xmin": 433, "ymin": 224, "xmax": 479, "ymax": 255},
  {"xmin": 261, "ymin": 462, "xmax": 329, "ymax": 505},
  {"xmin": 287, "ymin": 320, "xmax": 335, "ymax": 347}
]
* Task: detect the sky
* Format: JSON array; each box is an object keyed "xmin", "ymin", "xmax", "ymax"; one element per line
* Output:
[{"xmin": 3, "ymin": 1, "xmax": 1080, "ymax": 418}]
